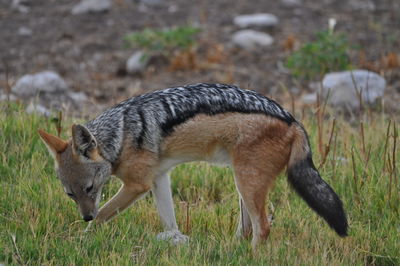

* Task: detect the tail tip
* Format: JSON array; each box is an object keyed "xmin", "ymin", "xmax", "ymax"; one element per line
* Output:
[{"xmin": 333, "ymin": 220, "xmax": 348, "ymax": 237}]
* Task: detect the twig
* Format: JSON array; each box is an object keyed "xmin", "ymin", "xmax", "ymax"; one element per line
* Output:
[
  {"xmin": 185, "ymin": 201, "xmax": 190, "ymax": 234},
  {"xmin": 9, "ymin": 233, "xmax": 24, "ymax": 265},
  {"xmin": 351, "ymin": 148, "xmax": 358, "ymax": 196},
  {"xmin": 319, "ymin": 118, "xmax": 336, "ymax": 168},
  {"xmin": 383, "ymin": 120, "xmax": 392, "ymax": 172}
]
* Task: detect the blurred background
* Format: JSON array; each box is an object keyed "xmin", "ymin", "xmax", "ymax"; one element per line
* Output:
[{"xmin": 0, "ymin": 0, "xmax": 399, "ymax": 116}]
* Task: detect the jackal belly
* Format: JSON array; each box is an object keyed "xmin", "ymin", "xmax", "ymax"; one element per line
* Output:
[{"xmin": 159, "ymin": 112, "xmax": 292, "ymax": 171}]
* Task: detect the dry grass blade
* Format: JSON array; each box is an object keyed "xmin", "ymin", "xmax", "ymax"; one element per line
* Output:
[{"xmin": 9, "ymin": 233, "xmax": 24, "ymax": 265}]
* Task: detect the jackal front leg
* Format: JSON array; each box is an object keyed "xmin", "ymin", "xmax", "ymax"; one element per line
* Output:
[
  {"xmin": 153, "ymin": 173, "xmax": 189, "ymax": 245},
  {"xmin": 96, "ymin": 183, "xmax": 150, "ymax": 224}
]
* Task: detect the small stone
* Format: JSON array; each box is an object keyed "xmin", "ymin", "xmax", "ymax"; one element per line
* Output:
[
  {"xmin": 233, "ymin": 13, "xmax": 278, "ymax": 28},
  {"xmin": 71, "ymin": 0, "xmax": 111, "ymax": 15},
  {"xmin": 126, "ymin": 51, "xmax": 148, "ymax": 74},
  {"xmin": 140, "ymin": 0, "xmax": 161, "ymax": 4},
  {"xmin": 348, "ymin": 0, "xmax": 375, "ymax": 11},
  {"xmin": 68, "ymin": 91, "xmax": 88, "ymax": 103},
  {"xmin": 301, "ymin": 93, "xmax": 317, "ymax": 104},
  {"xmin": 18, "ymin": 26, "xmax": 32, "ymax": 36},
  {"xmin": 26, "ymin": 103, "xmax": 51, "ymax": 117},
  {"xmin": 232, "ymin": 30, "xmax": 274, "ymax": 50},
  {"xmin": 0, "ymin": 93, "xmax": 17, "ymax": 101},
  {"xmin": 11, "ymin": 0, "xmax": 30, "ymax": 13},
  {"xmin": 322, "ymin": 70, "xmax": 386, "ymax": 109},
  {"xmin": 12, "ymin": 71, "xmax": 69, "ymax": 98}
]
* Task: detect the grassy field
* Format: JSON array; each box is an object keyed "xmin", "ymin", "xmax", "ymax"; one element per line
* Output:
[{"xmin": 0, "ymin": 101, "xmax": 399, "ymax": 265}]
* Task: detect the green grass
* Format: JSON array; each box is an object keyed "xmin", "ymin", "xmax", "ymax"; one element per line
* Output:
[{"xmin": 0, "ymin": 102, "xmax": 399, "ymax": 265}]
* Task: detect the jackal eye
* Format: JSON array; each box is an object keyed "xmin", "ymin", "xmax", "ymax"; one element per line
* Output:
[
  {"xmin": 85, "ymin": 184, "xmax": 94, "ymax": 193},
  {"xmin": 66, "ymin": 192, "xmax": 74, "ymax": 197}
]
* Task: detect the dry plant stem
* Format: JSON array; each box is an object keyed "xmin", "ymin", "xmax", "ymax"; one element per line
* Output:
[
  {"xmin": 331, "ymin": 131, "xmax": 338, "ymax": 180},
  {"xmin": 319, "ymin": 118, "xmax": 336, "ymax": 168},
  {"xmin": 228, "ymin": 208, "xmax": 235, "ymax": 234},
  {"xmin": 185, "ymin": 201, "xmax": 190, "ymax": 234},
  {"xmin": 383, "ymin": 120, "xmax": 392, "ymax": 173},
  {"xmin": 9, "ymin": 233, "xmax": 24, "ymax": 265},
  {"xmin": 316, "ymin": 92, "xmax": 324, "ymax": 156},
  {"xmin": 349, "ymin": 70, "xmax": 365, "ymax": 115},
  {"xmin": 392, "ymin": 122, "xmax": 398, "ymax": 187},
  {"xmin": 388, "ymin": 122, "xmax": 398, "ymax": 200},
  {"xmin": 351, "ymin": 148, "xmax": 358, "ymax": 197},
  {"xmin": 56, "ymin": 111, "xmax": 63, "ymax": 137},
  {"xmin": 360, "ymin": 122, "xmax": 366, "ymax": 157}
]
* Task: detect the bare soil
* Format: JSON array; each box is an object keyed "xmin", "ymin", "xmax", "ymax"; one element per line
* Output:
[{"xmin": 1, "ymin": 0, "xmax": 399, "ymax": 113}]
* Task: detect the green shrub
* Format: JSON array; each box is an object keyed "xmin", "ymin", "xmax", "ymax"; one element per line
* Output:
[
  {"xmin": 124, "ymin": 25, "xmax": 201, "ymax": 59},
  {"xmin": 286, "ymin": 30, "xmax": 352, "ymax": 80}
]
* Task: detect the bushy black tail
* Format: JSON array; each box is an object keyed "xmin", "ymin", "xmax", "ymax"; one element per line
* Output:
[{"xmin": 287, "ymin": 124, "xmax": 348, "ymax": 236}]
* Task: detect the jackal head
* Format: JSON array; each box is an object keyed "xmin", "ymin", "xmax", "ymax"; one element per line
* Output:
[{"xmin": 38, "ymin": 124, "xmax": 112, "ymax": 222}]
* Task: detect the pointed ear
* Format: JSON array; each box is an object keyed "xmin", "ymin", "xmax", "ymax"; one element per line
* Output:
[
  {"xmin": 71, "ymin": 124, "xmax": 97, "ymax": 159},
  {"xmin": 38, "ymin": 129, "xmax": 68, "ymax": 158}
]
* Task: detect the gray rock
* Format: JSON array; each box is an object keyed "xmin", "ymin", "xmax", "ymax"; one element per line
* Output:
[
  {"xmin": 0, "ymin": 93, "xmax": 17, "ymax": 101},
  {"xmin": 18, "ymin": 26, "xmax": 32, "ymax": 36},
  {"xmin": 26, "ymin": 102, "xmax": 51, "ymax": 117},
  {"xmin": 71, "ymin": 0, "xmax": 111, "ymax": 15},
  {"xmin": 139, "ymin": 0, "xmax": 161, "ymax": 4},
  {"xmin": 68, "ymin": 91, "xmax": 88, "ymax": 103},
  {"xmin": 322, "ymin": 70, "xmax": 386, "ymax": 109},
  {"xmin": 301, "ymin": 93, "xmax": 317, "ymax": 104},
  {"xmin": 232, "ymin": 30, "xmax": 274, "ymax": 50},
  {"xmin": 233, "ymin": 13, "xmax": 278, "ymax": 28},
  {"xmin": 126, "ymin": 51, "xmax": 148, "ymax": 74},
  {"xmin": 348, "ymin": 0, "xmax": 375, "ymax": 11},
  {"xmin": 11, "ymin": 0, "xmax": 30, "ymax": 13},
  {"xmin": 12, "ymin": 71, "xmax": 68, "ymax": 97}
]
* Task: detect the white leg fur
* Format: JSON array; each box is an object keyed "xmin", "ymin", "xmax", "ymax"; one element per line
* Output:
[
  {"xmin": 236, "ymin": 198, "xmax": 252, "ymax": 238},
  {"xmin": 152, "ymin": 173, "xmax": 189, "ymax": 244}
]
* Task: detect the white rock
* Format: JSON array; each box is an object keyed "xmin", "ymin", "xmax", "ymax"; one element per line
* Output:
[
  {"xmin": 348, "ymin": 0, "xmax": 375, "ymax": 11},
  {"xmin": 232, "ymin": 30, "xmax": 274, "ymax": 50},
  {"xmin": 0, "ymin": 93, "xmax": 17, "ymax": 101},
  {"xmin": 12, "ymin": 71, "xmax": 69, "ymax": 97},
  {"xmin": 18, "ymin": 26, "xmax": 32, "ymax": 36},
  {"xmin": 68, "ymin": 91, "xmax": 88, "ymax": 102},
  {"xmin": 234, "ymin": 13, "xmax": 278, "ymax": 28},
  {"xmin": 301, "ymin": 93, "xmax": 317, "ymax": 104},
  {"xmin": 71, "ymin": 0, "xmax": 111, "ymax": 15},
  {"xmin": 11, "ymin": 0, "xmax": 30, "ymax": 13},
  {"xmin": 322, "ymin": 70, "xmax": 386, "ymax": 109},
  {"xmin": 26, "ymin": 103, "xmax": 51, "ymax": 117},
  {"xmin": 126, "ymin": 51, "xmax": 148, "ymax": 74}
]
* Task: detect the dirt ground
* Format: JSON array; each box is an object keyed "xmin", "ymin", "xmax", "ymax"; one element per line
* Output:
[{"xmin": 1, "ymin": 0, "xmax": 399, "ymax": 113}]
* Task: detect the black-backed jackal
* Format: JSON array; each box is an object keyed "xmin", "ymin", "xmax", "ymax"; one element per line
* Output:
[{"xmin": 39, "ymin": 83, "xmax": 348, "ymax": 248}]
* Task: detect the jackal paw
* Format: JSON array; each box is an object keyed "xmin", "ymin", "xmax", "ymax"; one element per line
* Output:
[
  {"xmin": 156, "ymin": 230, "xmax": 189, "ymax": 245},
  {"xmin": 267, "ymin": 214, "xmax": 274, "ymax": 225}
]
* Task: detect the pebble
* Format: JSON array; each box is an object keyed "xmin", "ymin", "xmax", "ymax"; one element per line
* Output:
[
  {"xmin": 233, "ymin": 13, "xmax": 278, "ymax": 28},
  {"xmin": 71, "ymin": 0, "xmax": 111, "ymax": 15},
  {"xmin": 232, "ymin": 30, "xmax": 274, "ymax": 50},
  {"xmin": 126, "ymin": 51, "xmax": 148, "ymax": 74}
]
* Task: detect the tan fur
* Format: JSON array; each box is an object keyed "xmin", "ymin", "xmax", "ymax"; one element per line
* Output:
[
  {"xmin": 158, "ymin": 113, "xmax": 295, "ymax": 248},
  {"xmin": 39, "ymin": 113, "xmax": 300, "ymax": 248},
  {"xmin": 95, "ymin": 136, "xmax": 159, "ymax": 223},
  {"xmin": 38, "ymin": 130, "xmax": 68, "ymax": 164}
]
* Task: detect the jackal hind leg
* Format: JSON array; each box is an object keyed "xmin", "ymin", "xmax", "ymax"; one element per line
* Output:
[{"xmin": 233, "ymin": 171, "xmax": 271, "ymax": 249}]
